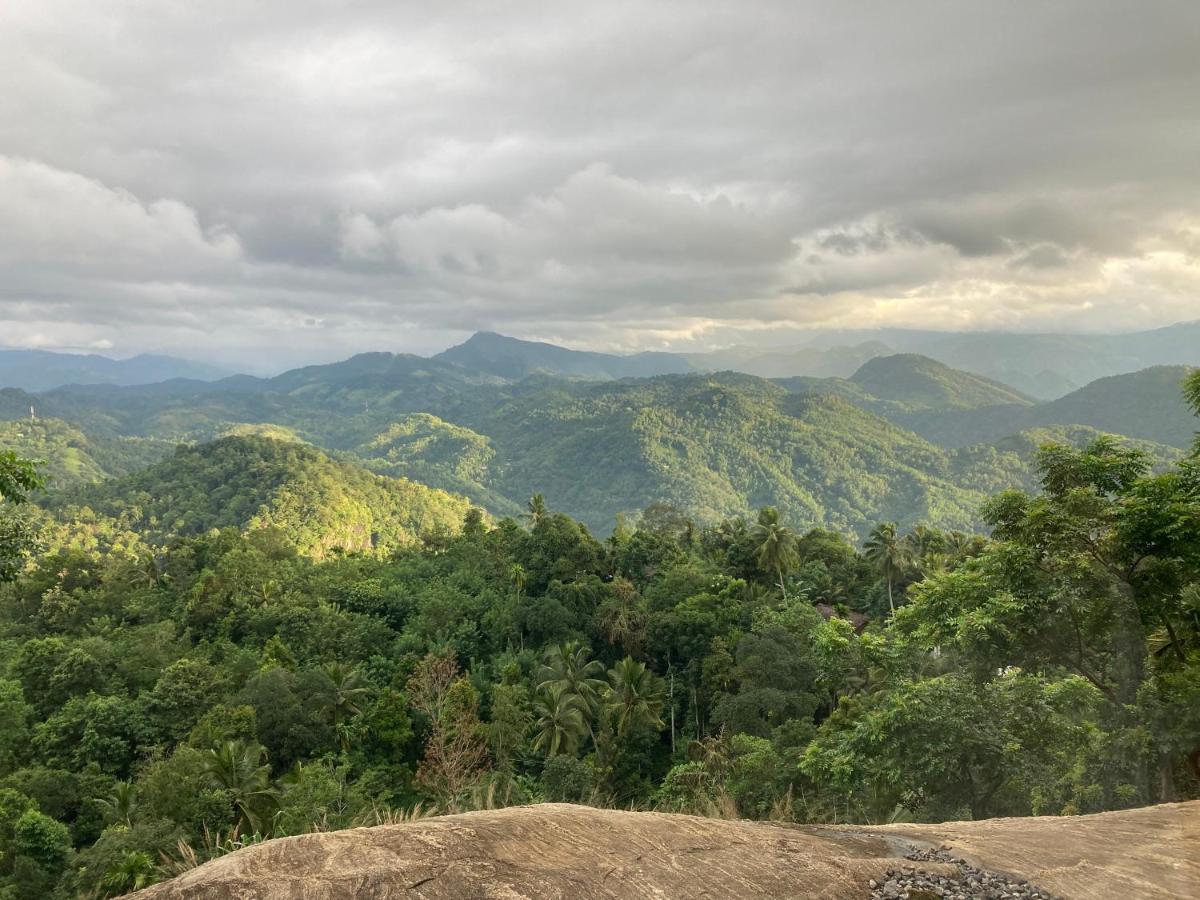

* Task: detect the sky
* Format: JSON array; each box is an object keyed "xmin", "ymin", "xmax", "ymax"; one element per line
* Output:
[{"xmin": 2, "ymin": 1, "xmax": 1199, "ymax": 371}]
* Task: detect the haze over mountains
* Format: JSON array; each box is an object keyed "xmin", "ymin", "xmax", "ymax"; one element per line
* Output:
[
  {"xmin": 1, "ymin": 325, "xmax": 1194, "ymax": 541},
  {"xmin": 8, "ymin": 319, "xmax": 1199, "ymax": 398},
  {"xmin": 0, "ymin": 349, "xmax": 231, "ymax": 392},
  {"xmin": 435, "ymin": 322, "xmax": 1200, "ymax": 399}
]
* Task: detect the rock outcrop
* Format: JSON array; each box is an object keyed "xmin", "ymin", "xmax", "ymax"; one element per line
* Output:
[{"xmin": 128, "ymin": 801, "xmax": 1199, "ymax": 899}]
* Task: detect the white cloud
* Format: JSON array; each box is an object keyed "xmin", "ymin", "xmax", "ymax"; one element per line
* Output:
[{"xmin": 0, "ymin": 157, "xmax": 241, "ymax": 273}]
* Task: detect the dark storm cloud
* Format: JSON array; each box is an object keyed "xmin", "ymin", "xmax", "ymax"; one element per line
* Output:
[{"xmin": 2, "ymin": 0, "xmax": 1198, "ymax": 368}]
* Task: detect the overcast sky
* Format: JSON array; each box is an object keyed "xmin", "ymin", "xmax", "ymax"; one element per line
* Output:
[{"xmin": 2, "ymin": 1, "xmax": 1199, "ymax": 369}]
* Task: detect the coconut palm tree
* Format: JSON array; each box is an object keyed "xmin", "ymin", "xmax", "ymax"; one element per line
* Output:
[
  {"xmin": 320, "ymin": 662, "xmax": 370, "ymax": 728},
  {"xmin": 133, "ymin": 553, "xmax": 171, "ymax": 588},
  {"xmin": 524, "ymin": 493, "xmax": 548, "ymax": 528},
  {"xmin": 509, "ymin": 562, "xmax": 527, "ymax": 600},
  {"xmin": 864, "ymin": 522, "xmax": 910, "ymax": 615},
  {"xmin": 605, "ymin": 657, "xmax": 665, "ymax": 739},
  {"xmin": 749, "ymin": 507, "xmax": 799, "ymax": 599},
  {"xmin": 202, "ymin": 740, "xmax": 278, "ymax": 835},
  {"xmin": 531, "ymin": 684, "xmax": 588, "ymax": 757},
  {"xmin": 536, "ymin": 641, "xmax": 607, "ymax": 732},
  {"xmin": 96, "ymin": 780, "xmax": 138, "ymax": 827}
]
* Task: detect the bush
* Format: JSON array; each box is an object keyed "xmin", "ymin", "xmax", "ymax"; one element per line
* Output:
[{"xmin": 541, "ymin": 755, "xmax": 595, "ymax": 803}]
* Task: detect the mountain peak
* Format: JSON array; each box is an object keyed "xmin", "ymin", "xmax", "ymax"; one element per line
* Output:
[
  {"xmin": 435, "ymin": 332, "xmax": 692, "ymax": 381},
  {"xmin": 851, "ymin": 353, "xmax": 1034, "ymax": 409}
]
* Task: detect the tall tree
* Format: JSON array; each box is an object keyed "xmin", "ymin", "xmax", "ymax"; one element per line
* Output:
[
  {"xmin": 605, "ymin": 657, "xmax": 665, "ymax": 739},
  {"xmin": 749, "ymin": 507, "xmax": 798, "ymax": 600},
  {"xmin": 202, "ymin": 740, "xmax": 278, "ymax": 835},
  {"xmin": 525, "ymin": 493, "xmax": 548, "ymax": 528},
  {"xmin": 864, "ymin": 522, "xmax": 909, "ymax": 614},
  {"xmin": 320, "ymin": 662, "xmax": 370, "ymax": 750},
  {"xmin": 596, "ymin": 577, "xmax": 648, "ymax": 657},
  {"xmin": 899, "ymin": 436, "xmax": 1200, "ymax": 802},
  {"xmin": 536, "ymin": 641, "xmax": 607, "ymax": 741},
  {"xmin": 531, "ymin": 684, "xmax": 587, "ymax": 757},
  {"xmin": 407, "ymin": 654, "xmax": 488, "ymax": 807}
]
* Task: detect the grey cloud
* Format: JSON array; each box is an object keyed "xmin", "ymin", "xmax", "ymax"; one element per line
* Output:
[{"xmin": 1, "ymin": 1, "xmax": 1199, "ymax": 365}]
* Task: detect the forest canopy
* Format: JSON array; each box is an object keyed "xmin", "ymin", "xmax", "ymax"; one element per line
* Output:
[{"xmin": 0, "ymin": 371, "xmax": 1195, "ymax": 898}]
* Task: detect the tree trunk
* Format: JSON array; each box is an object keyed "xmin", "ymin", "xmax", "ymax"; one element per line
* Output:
[
  {"xmin": 1110, "ymin": 582, "xmax": 1150, "ymax": 798},
  {"xmin": 1110, "ymin": 584, "xmax": 1145, "ymax": 709},
  {"xmin": 669, "ymin": 669, "xmax": 676, "ymax": 756},
  {"xmin": 886, "ymin": 578, "xmax": 894, "ymax": 615},
  {"xmin": 1159, "ymin": 754, "xmax": 1177, "ymax": 803}
]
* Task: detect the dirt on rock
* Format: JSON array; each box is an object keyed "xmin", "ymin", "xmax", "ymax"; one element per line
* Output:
[
  {"xmin": 127, "ymin": 800, "xmax": 1198, "ymax": 900},
  {"xmin": 869, "ymin": 801, "xmax": 1199, "ymax": 900}
]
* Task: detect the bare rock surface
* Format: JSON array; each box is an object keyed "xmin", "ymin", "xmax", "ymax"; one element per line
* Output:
[
  {"xmin": 869, "ymin": 801, "xmax": 1199, "ymax": 900},
  {"xmin": 127, "ymin": 800, "xmax": 1198, "ymax": 900}
]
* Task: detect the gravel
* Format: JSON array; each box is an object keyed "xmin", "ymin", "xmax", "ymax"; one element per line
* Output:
[{"xmin": 867, "ymin": 847, "xmax": 1059, "ymax": 900}]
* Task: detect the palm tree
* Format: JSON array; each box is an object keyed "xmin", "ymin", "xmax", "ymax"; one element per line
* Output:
[
  {"xmin": 96, "ymin": 780, "xmax": 138, "ymax": 826},
  {"xmin": 320, "ymin": 662, "xmax": 370, "ymax": 728},
  {"xmin": 531, "ymin": 684, "xmax": 588, "ymax": 757},
  {"xmin": 749, "ymin": 507, "xmax": 799, "ymax": 599},
  {"xmin": 524, "ymin": 493, "xmax": 548, "ymax": 528},
  {"xmin": 864, "ymin": 522, "xmax": 909, "ymax": 615},
  {"xmin": 537, "ymin": 642, "xmax": 606, "ymax": 707},
  {"xmin": 101, "ymin": 850, "xmax": 156, "ymax": 895},
  {"xmin": 202, "ymin": 741, "xmax": 278, "ymax": 835},
  {"xmin": 904, "ymin": 525, "xmax": 947, "ymax": 576},
  {"xmin": 537, "ymin": 641, "xmax": 607, "ymax": 745},
  {"xmin": 509, "ymin": 562, "xmax": 527, "ymax": 600},
  {"xmin": 605, "ymin": 657, "xmax": 665, "ymax": 738},
  {"xmin": 597, "ymin": 578, "xmax": 647, "ymax": 656}
]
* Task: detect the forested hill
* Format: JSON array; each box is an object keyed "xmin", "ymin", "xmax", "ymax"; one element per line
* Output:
[
  {"xmin": 774, "ymin": 360, "xmax": 1197, "ymax": 450},
  {"xmin": 434, "ymin": 331, "xmax": 691, "ymax": 380},
  {"xmin": 54, "ymin": 436, "xmax": 471, "ymax": 558},
  {"xmin": 0, "ymin": 418, "xmax": 171, "ymax": 491},
  {"xmin": 430, "ymin": 324, "xmax": 1200, "ymax": 394},
  {"xmin": 876, "ymin": 365, "xmax": 1198, "ymax": 449},
  {"xmin": 0, "ymin": 352, "xmax": 1192, "ymax": 539},
  {"xmin": 0, "ymin": 349, "xmax": 230, "ymax": 392},
  {"xmin": 847, "ymin": 354, "xmax": 1035, "ymax": 409}
]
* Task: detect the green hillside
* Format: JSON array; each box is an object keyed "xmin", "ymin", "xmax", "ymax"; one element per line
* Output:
[
  {"xmin": 58, "ymin": 435, "xmax": 473, "ymax": 558},
  {"xmin": 950, "ymin": 425, "xmax": 1185, "ymax": 496},
  {"xmin": 0, "ymin": 418, "xmax": 171, "ymax": 490},
  {"xmin": 434, "ymin": 331, "xmax": 692, "ymax": 380},
  {"xmin": 1032, "ymin": 366, "xmax": 1198, "ymax": 447},
  {"xmin": 354, "ymin": 414, "xmax": 522, "ymax": 516},
  {"xmin": 3, "ymin": 354, "xmax": 1195, "ymax": 541},
  {"xmin": 890, "ymin": 365, "xmax": 1198, "ymax": 449},
  {"xmin": 849, "ymin": 354, "xmax": 1035, "ymax": 410},
  {"xmin": 444, "ymin": 374, "xmax": 990, "ymax": 535}
]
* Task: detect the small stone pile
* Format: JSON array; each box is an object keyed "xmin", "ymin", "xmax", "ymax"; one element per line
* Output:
[{"xmin": 868, "ymin": 847, "xmax": 1058, "ymax": 900}]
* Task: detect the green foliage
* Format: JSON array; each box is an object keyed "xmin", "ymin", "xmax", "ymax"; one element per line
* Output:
[
  {"xmin": 13, "ymin": 808, "xmax": 72, "ymax": 872},
  {"xmin": 60, "ymin": 435, "xmax": 472, "ymax": 558},
  {"xmin": 802, "ymin": 674, "xmax": 1100, "ymax": 821},
  {"xmin": 540, "ymin": 755, "xmax": 595, "ymax": 802},
  {"xmin": 849, "ymin": 354, "xmax": 1035, "ymax": 410},
  {"xmin": 0, "ymin": 369, "xmax": 1196, "ymax": 897},
  {"xmin": 0, "ymin": 448, "xmax": 43, "ymax": 584}
]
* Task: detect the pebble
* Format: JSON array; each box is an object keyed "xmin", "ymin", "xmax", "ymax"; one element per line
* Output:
[{"xmin": 867, "ymin": 848, "xmax": 1059, "ymax": 900}]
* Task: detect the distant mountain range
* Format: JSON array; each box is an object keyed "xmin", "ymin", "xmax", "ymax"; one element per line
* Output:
[
  {"xmin": 3, "ymin": 322, "xmax": 1197, "ymax": 399},
  {"xmin": 429, "ymin": 321, "xmax": 1200, "ymax": 399},
  {"xmin": 1, "ymin": 337, "xmax": 1193, "ymax": 539},
  {"xmin": 0, "ymin": 349, "xmax": 231, "ymax": 391}
]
